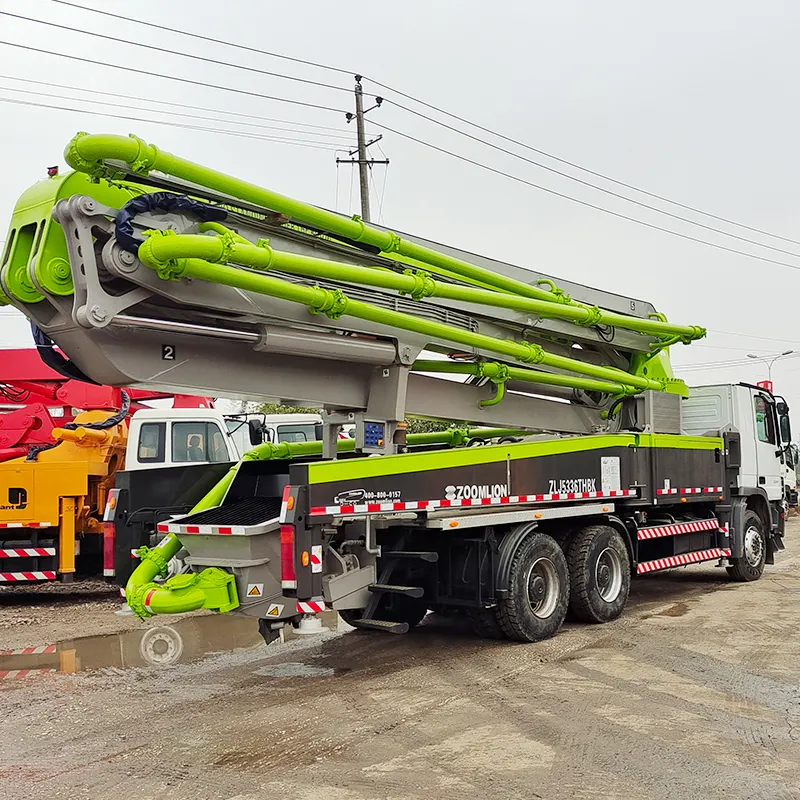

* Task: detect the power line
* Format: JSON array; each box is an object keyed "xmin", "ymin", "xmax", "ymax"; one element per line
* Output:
[
  {"xmin": 676, "ymin": 353, "xmax": 800, "ymax": 371},
  {"xmin": 0, "ymin": 97, "xmax": 348, "ymax": 151},
  {"xmin": 4, "ymin": 36, "xmax": 788, "ymax": 268},
  {"xmin": 47, "ymin": 0, "xmax": 354, "ymax": 77},
  {"xmin": 381, "ymin": 99, "xmax": 800, "ymax": 259},
  {"xmin": 708, "ymin": 329, "xmax": 800, "ymax": 345},
  {"xmin": 372, "ymin": 96, "xmax": 800, "ymax": 250},
  {"xmin": 0, "ymin": 11, "xmax": 352, "ymax": 95},
  {"xmin": 0, "ymin": 40, "xmax": 347, "ymax": 115},
  {"xmin": 0, "ymin": 84, "xmax": 357, "ymax": 145},
  {"xmin": 44, "ymin": 0, "xmax": 800, "ymax": 250},
  {"xmin": 368, "ymin": 120, "xmax": 800, "ymax": 272},
  {"xmin": 0, "ymin": 74, "xmax": 363, "ymax": 135}
]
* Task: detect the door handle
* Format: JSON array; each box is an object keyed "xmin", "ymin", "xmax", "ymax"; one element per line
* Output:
[{"xmin": 759, "ymin": 476, "xmax": 766, "ymax": 484}]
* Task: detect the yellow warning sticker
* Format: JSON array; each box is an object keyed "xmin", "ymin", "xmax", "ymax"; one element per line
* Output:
[
  {"xmin": 246, "ymin": 583, "xmax": 263, "ymax": 597},
  {"xmin": 266, "ymin": 603, "xmax": 284, "ymax": 617}
]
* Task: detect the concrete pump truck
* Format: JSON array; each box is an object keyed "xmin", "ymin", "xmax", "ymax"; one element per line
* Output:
[{"xmin": 0, "ymin": 131, "xmax": 790, "ymax": 643}]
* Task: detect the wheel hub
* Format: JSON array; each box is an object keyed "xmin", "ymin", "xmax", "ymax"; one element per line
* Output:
[
  {"xmin": 744, "ymin": 525, "xmax": 764, "ymax": 567},
  {"xmin": 525, "ymin": 557, "xmax": 559, "ymax": 619},
  {"xmin": 595, "ymin": 547, "xmax": 623, "ymax": 603},
  {"xmin": 530, "ymin": 575, "xmax": 546, "ymax": 600}
]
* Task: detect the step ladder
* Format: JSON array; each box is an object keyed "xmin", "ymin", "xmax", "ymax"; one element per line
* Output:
[{"xmin": 349, "ymin": 544, "xmax": 438, "ymax": 634}]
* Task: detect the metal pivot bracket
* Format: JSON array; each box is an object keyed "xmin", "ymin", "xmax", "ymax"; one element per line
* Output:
[{"xmin": 52, "ymin": 196, "xmax": 151, "ymax": 329}]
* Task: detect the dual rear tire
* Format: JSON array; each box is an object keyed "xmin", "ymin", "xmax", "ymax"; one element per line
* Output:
[{"xmin": 482, "ymin": 526, "xmax": 631, "ymax": 643}]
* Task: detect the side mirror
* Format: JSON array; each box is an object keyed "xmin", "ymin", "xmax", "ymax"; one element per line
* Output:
[
  {"xmin": 778, "ymin": 401, "xmax": 789, "ymax": 415},
  {"xmin": 247, "ymin": 418, "xmax": 265, "ymax": 445},
  {"xmin": 780, "ymin": 414, "xmax": 792, "ymax": 445}
]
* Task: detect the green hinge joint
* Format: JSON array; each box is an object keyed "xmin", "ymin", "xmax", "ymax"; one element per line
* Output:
[
  {"xmin": 574, "ymin": 305, "xmax": 604, "ymax": 327},
  {"xmin": 399, "ymin": 269, "xmax": 436, "ymax": 301},
  {"xmin": 133, "ymin": 544, "xmax": 170, "ymax": 578},
  {"xmin": 139, "ymin": 229, "xmax": 187, "ymax": 280},
  {"xmin": 518, "ymin": 341, "xmax": 546, "ymax": 364},
  {"xmin": 308, "ymin": 286, "xmax": 349, "ymax": 319}
]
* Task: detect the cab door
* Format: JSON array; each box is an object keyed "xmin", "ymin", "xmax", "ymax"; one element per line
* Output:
[{"xmin": 753, "ymin": 392, "xmax": 783, "ymax": 501}]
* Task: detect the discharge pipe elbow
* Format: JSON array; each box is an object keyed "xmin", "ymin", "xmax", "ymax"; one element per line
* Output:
[{"xmin": 124, "ymin": 457, "xmax": 242, "ymax": 618}]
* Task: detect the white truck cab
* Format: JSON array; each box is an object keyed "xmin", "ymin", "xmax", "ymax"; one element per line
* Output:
[
  {"xmin": 683, "ymin": 383, "xmax": 791, "ymax": 503},
  {"xmin": 126, "ymin": 410, "xmax": 322, "ymax": 471}
]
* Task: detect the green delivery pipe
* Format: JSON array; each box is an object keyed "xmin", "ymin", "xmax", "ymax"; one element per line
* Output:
[
  {"xmin": 412, "ymin": 359, "xmax": 631, "ymax": 396},
  {"xmin": 137, "ymin": 232, "xmax": 667, "ymax": 393},
  {"xmin": 191, "ymin": 225, "xmax": 700, "ymax": 341},
  {"xmin": 64, "ymin": 132, "xmax": 705, "ymax": 343},
  {"xmin": 124, "ymin": 456, "xmax": 243, "ymax": 617},
  {"xmin": 243, "ymin": 427, "xmax": 531, "ymax": 460}
]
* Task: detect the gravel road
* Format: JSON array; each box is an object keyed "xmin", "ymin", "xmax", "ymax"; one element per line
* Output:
[{"xmin": 2, "ymin": 522, "xmax": 799, "ymax": 799}]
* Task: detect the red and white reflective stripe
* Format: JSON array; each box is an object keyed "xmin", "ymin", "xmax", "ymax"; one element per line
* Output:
[
  {"xmin": 656, "ymin": 487, "xmax": 723, "ymax": 496},
  {"xmin": 156, "ymin": 522, "xmax": 244, "ymax": 535},
  {"xmin": 0, "ymin": 571, "xmax": 56, "ymax": 582},
  {"xmin": 296, "ymin": 599, "xmax": 326, "ymax": 614},
  {"xmin": 310, "ymin": 489, "xmax": 637, "ymax": 517},
  {"xmin": 637, "ymin": 547, "xmax": 731, "ymax": 574},
  {"xmin": 310, "ymin": 545, "xmax": 323, "ymax": 574},
  {"xmin": 638, "ymin": 519, "xmax": 719, "ymax": 540},
  {"xmin": 0, "ymin": 644, "xmax": 57, "ymax": 656},
  {"xmin": 0, "ymin": 522, "xmax": 53, "ymax": 528},
  {"xmin": 0, "ymin": 547, "xmax": 56, "ymax": 558},
  {"xmin": 0, "ymin": 668, "xmax": 57, "ymax": 680}
]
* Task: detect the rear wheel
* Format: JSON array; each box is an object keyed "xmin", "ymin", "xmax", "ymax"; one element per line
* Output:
[
  {"xmin": 726, "ymin": 510, "xmax": 767, "ymax": 582},
  {"xmin": 496, "ymin": 533, "xmax": 569, "ymax": 642},
  {"xmin": 566, "ymin": 525, "xmax": 631, "ymax": 623}
]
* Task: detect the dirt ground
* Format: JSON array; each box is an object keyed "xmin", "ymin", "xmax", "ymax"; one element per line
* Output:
[{"xmin": 2, "ymin": 523, "xmax": 800, "ymax": 800}]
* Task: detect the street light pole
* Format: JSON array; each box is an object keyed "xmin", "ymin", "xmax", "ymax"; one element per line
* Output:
[{"xmin": 747, "ymin": 350, "xmax": 794, "ymax": 383}]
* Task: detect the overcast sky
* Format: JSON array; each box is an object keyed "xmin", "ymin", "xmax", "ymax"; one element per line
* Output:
[{"xmin": 2, "ymin": 1, "xmax": 800, "ymax": 409}]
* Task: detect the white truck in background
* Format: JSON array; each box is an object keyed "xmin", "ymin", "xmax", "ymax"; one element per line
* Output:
[{"xmin": 126, "ymin": 410, "xmax": 323, "ymax": 471}]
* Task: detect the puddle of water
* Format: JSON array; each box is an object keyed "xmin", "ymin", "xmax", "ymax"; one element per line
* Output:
[{"xmin": 0, "ymin": 610, "xmax": 346, "ymax": 680}]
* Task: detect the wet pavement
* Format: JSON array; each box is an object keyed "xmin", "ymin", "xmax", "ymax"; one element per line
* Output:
[
  {"xmin": 0, "ymin": 610, "xmax": 345, "ymax": 678},
  {"xmin": 2, "ymin": 533, "xmax": 800, "ymax": 799}
]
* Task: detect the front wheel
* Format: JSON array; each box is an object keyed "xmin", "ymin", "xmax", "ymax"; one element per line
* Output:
[
  {"xmin": 727, "ymin": 510, "xmax": 767, "ymax": 582},
  {"xmin": 496, "ymin": 533, "xmax": 569, "ymax": 642},
  {"xmin": 566, "ymin": 525, "xmax": 631, "ymax": 623}
]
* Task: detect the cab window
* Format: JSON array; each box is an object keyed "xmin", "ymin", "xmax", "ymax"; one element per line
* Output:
[
  {"xmin": 754, "ymin": 396, "xmax": 776, "ymax": 445},
  {"xmin": 138, "ymin": 422, "xmax": 165, "ymax": 463},
  {"xmin": 172, "ymin": 422, "xmax": 229, "ymax": 463},
  {"xmin": 276, "ymin": 423, "xmax": 317, "ymax": 443}
]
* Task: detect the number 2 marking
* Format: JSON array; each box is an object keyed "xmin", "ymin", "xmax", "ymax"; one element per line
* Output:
[{"xmin": 162, "ymin": 344, "xmax": 175, "ymax": 360}]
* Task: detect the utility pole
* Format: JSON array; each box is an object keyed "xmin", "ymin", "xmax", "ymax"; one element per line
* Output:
[
  {"xmin": 354, "ymin": 81, "xmax": 371, "ymax": 222},
  {"xmin": 338, "ymin": 75, "xmax": 389, "ymax": 222}
]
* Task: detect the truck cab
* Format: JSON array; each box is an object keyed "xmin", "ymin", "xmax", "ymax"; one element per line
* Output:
[
  {"xmin": 683, "ymin": 382, "xmax": 791, "ymax": 510},
  {"xmin": 126, "ymin": 410, "xmax": 324, "ymax": 471},
  {"xmin": 127, "ymin": 408, "xmax": 245, "ymax": 470}
]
